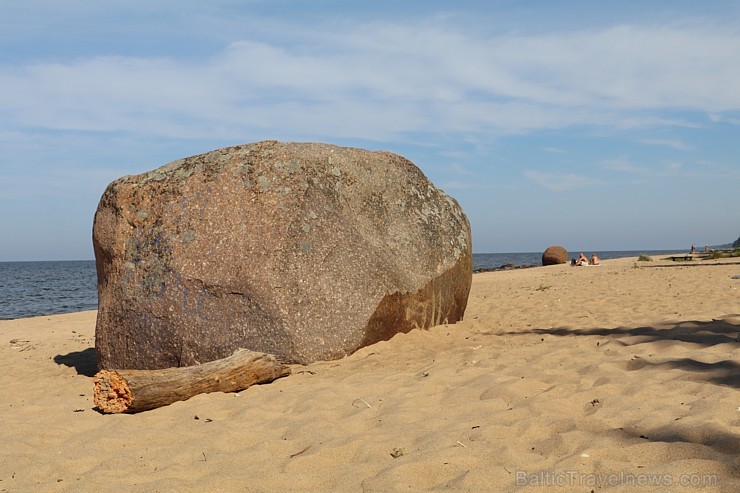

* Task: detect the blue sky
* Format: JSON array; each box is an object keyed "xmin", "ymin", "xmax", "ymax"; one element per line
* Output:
[{"xmin": 1, "ymin": 1, "xmax": 739, "ymax": 260}]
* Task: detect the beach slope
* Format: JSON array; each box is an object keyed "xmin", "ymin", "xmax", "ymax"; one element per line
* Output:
[{"xmin": 1, "ymin": 255, "xmax": 738, "ymax": 492}]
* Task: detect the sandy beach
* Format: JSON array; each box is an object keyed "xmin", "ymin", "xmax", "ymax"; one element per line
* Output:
[{"xmin": 1, "ymin": 254, "xmax": 739, "ymax": 492}]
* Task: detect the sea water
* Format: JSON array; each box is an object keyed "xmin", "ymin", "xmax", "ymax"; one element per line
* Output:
[
  {"xmin": 0, "ymin": 260, "xmax": 98, "ymax": 320},
  {"xmin": 0, "ymin": 250, "xmax": 681, "ymax": 319}
]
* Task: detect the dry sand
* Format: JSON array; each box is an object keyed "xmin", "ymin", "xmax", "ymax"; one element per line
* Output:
[{"xmin": 1, "ymin": 255, "xmax": 739, "ymax": 492}]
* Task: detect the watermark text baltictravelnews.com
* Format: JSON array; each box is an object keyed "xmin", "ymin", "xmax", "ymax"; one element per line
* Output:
[{"xmin": 515, "ymin": 470, "xmax": 719, "ymax": 488}]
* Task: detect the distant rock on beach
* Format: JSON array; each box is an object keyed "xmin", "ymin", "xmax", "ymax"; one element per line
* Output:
[
  {"xmin": 93, "ymin": 141, "xmax": 473, "ymax": 369},
  {"xmin": 542, "ymin": 246, "xmax": 568, "ymax": 266}
]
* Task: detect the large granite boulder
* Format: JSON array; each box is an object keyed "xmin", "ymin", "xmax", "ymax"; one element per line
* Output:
[
  {"xmin": 93, "ymin": 141, "xmax": 472, "ymax": 369},
  {"xmin": 542, "ymin": 246, "xmax": 568, "ymax": 266}
]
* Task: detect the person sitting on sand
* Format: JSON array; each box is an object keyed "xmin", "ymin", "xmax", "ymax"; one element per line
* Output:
[
  {"xmin": 576, "ymin": 253, "xmax": 589, "ymax": 266},
  {"xmin": 590, "ymin": 254, "xmax": 600, "ymax": 265}
]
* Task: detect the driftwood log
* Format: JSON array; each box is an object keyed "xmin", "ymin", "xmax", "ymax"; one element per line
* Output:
[{"xmin": 93, "ymin": 349, "xmax": 291, "ymax": 413}]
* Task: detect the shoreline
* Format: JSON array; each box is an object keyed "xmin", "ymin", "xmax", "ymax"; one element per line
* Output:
[
  {"xmin": 0, "ymin": 252, "xmax": 740, "ymax": 322},
  {"xmin": 0, "ymin": 252, "xmax": 707, "ymax": 321}
]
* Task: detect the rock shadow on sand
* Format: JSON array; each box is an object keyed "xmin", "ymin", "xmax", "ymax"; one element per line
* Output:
[
  {"xmin": 54, "ymin": 347, "xmax": 97, "ymax": 377},
  {"xmin": 507, "ymin": 317, "xmax": 740, "ymax": 389},
  {"xmin": 627, "ymin": 358, "xmax": 740, "ymax": 388},
  {"xmin": 620, "ymin": 422, "xmax": 740, "ymax": 457},
  {"xmin": 525, "ymin": 317, "xmax": 740, "ymax": 347}
]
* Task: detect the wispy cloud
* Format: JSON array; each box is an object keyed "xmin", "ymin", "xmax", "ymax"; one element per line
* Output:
[
  {"xmin": 601, "ymin": 156, "xmax": 689, "ymax": 178},
  {"xmin": 638, "ymin": 138, "xmax": 691, "ymax": 150},
  {"xmin": 449, "ymin": 162, "xmax": 477, "ymax": 176},
  {"xmin": 664, "ymin": 161, "xmax": 684, "ymax": 173},
  {"xmin": 524, "ymin": 170, "xmax": 605, "ymax": 192},
  {"xmin": 1, "ymin": 18, "xmax": 739, "ymax": 143},
  {"xmin": 708, "ymin": 113, "xmax": 740, "ymax": 125},
  {"xmin": 440, "ymin": 180, "xmax": 478, "ymax": 190},
  {"xmin": 600, "ymin": 157, "xmax": 652, "ymax": 175}
]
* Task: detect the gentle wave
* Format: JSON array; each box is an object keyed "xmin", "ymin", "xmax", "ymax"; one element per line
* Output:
[{"xmin": 0, "ymin": 260, "xmax": 98, "ymax": 320}]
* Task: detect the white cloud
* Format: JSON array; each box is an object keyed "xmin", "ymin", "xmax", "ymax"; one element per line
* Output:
[
  {"xmin": 708, "ymin": 113, "xmax": 740, "ymax": 125},
  {"xmin": 600, "ymin": 157, "xmax": 652, "ymax": 175},
  {"xmin": 524, "ymin": 170, "xmax": 605, "ymax": 192},
  {"xmin": 664, "ymin": 161, "xmax": 684, "ymax": 173},
  {"xmin": 638, "ymin": 138, "xmax": 691, "ymax": 150},
  {"xmin": 1, "ymin": 17, "xmax": 739, "ymax": 143},
  {"xmin": 449, "ymin": 162, "xmax": 476, "ymax": 176},
  {"xmin": 440, "ymin": 180, "xmax": 477, "ymax": 190},
  {"xmin": 601, "ymin": 157, "xmax": 690, "ymax": 178}
]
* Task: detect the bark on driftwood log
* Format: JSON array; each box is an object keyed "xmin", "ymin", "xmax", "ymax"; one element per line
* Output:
[{"xmin": 93, "ymin": 349, "xmax": 291, "ymax": 413}]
